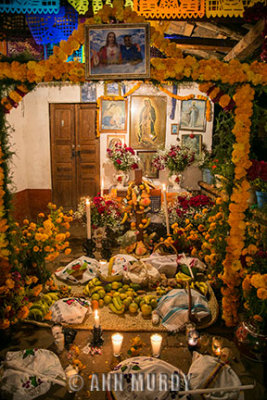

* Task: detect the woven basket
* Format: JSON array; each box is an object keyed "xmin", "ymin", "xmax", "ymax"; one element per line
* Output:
[
  {"xmin": 98, "ymin": 257, "xmax": 123, "ymax": 283},
  {"xmin": 153, "ymin": 242, "xmax": 219, "ymax": 329}
]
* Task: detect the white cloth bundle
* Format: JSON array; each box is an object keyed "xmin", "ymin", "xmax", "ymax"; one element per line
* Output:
[
  {"xmin": 141, "ymin": 253, "xmax": 178, "ymax": 277},
  {"xmin": 108, "ymin": 356, "xmax": 187, "ymax": 400},
  {"xmin": 50, "ymin": 297, "xmax": 91, "ymax": 324},
  {"xmin": 0, "ymin": 349, "xmax": 65, "ymax": 400},
  {"xmin": 189, "ymin": 353, "xmax": 244, "ymax": 400},
  {"xmin": 155, "ymin": 288, "xmax": 210, "ymax": 331},
  {"xmin": 123, "ymin": 260, "xmax": 161, "ymax": 286},
  {"xmin": 177, "ymin": 253, "xmax": 206, "ymax": 272},
  {"xmin": 99, "ymin": 254, "xmax": 137, "ymax": 278},
  {"xmin": 55, "ymin": 256, "xmax": 99, "ymax": 284}
]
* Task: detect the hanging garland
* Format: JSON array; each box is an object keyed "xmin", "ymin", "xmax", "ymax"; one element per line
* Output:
[{"xmin": 0, "ymin": 145, "xmax": 10, "ymax": 260}]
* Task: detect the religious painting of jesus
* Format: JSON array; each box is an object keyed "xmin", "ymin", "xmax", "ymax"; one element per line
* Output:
[
  {"xmin": 130, "ymin": 96, "xmax": 167, "ymax": 150},
  {"xmin": 85, "ymin": 23, "xmax": 150, "ymax": 80}
]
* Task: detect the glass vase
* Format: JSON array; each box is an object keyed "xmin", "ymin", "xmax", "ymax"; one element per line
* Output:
[{"xmin": 235, "ymin": 320, "xmax": 267, "ymax": 362}]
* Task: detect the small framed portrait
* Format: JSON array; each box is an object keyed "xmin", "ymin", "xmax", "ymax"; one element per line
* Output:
[
  {"xmin": 171, "ymin": 123, "xmax": 179, "ymax": 135},
  {"xmin": 181, "ymin": 134, "xmax": 202, "ymax": 155},
  {"xmin": 104, "ymin": 82, "xmax": 122, "ymax": 96},
  {"xmin": 137, "ymin": 150, "xmax": 159, "ymax": 179},
  {"xmin": 180, "ymin": 99, "xmax": 206, "ymax": 132},
  {"xmin": 85, "ymin": 23, "xmax": 150, "ymax": 80},
  {"xmin": 100, "ymin": 98, "xmax": 128, "ymax": 133},
  {"xmin": 80, "ymin": 82, "xmax": 96, "ymax": 102},
  {"xmin": 107, "ymin": 134, "xmax": 126, "ymax": 149},
  {"xmin": 130, "ymin": 95, "xmax": 167, "ymax": 150}
]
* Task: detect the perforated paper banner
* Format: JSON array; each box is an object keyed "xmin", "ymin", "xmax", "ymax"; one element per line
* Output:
[
  {"xmin": 0, "ymin": 0, "xmax": 60, "ymax": 14},
  {"xmin": 133, "ymin": 0, "xmax": 205, "ymax": 19},
  {"xmin": 26, "ymin": 5, "xmax": 78, "ymax": 45},
  {"xmin": 67, "ymin": 0, "xmax": 89, "ymax": 15},
  {"xmin": 206, "ymin": 0, "xmax": 266, "ymax": 18}
]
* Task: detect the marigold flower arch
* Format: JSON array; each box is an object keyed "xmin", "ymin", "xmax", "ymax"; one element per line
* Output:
[{"xmin": 0, "ymin": 0, "xmax": 266, "ymax": 327}]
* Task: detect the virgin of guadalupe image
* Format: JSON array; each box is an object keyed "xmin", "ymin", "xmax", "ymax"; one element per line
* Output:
[{"xmin": 138, "ymin": 99, "xmax": 157, "ymax": 144}]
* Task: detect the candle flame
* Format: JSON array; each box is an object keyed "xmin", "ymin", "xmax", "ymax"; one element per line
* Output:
[
  {"xmin": 162, "ymin": 184, "xmax": 166, "ymax": 191},
  {"xmin": 94, "ymin": 310, "xmax": 98, "ymax": 318},
  {"xmin": 86, "ymin": 198, "xmax": 90, "ymax": 205}
]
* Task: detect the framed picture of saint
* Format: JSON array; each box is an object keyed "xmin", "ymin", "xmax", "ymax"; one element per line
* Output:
[
  {"xmin": 99, "ymin": 99, "xmax": 128, "ymax": 133},
  {"xmin": 180, "ymin": 99, "xmax": 206, "ymax": 131},
  {"xmin": 130, "ymin": 96, "xmax": 167, "ymax": 150},
  {"xmin": 181, "ymin": 134, "xmax": 202, "ymax": 155}
]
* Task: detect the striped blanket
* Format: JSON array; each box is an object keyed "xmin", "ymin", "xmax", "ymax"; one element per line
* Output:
[{"xmin": 155, "ymin": 289, "xmax": 211, "ymax": 332}]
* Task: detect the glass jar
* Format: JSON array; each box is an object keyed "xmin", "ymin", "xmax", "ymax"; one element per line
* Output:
[{"xmin": 235, "ymin": 320, "xmax": 267, "ymax": 362}]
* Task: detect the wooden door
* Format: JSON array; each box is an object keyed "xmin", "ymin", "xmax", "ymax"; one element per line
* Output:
[{"xmin": 50, "ymin": 103, "xmax": 99, "ymax": 209}]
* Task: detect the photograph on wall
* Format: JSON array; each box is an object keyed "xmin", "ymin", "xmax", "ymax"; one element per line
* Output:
[
  {"xmin": 181, "ymin": 134, "xmax": 202, "ymax": 155},
  {"xmin": 81, "ymin": 82, "xmax": 97, "ymax": 102},
  {"xmin": 130, "ymin": 96, "xmax": 167, "ymax": 150},
  {"xmin": 100, "ymin": 98, "xmax": 128, "ymax": 133},
  {"xmin": 107, "ymin": 134, "xmax": 126, "ymax": 149},
  {"xmin": 85, "ymin": 23, "xmax": 150, "ymax": 80},
  {"xmin": 137, "ymin": 151, "xmax": 159, "ymax": 179},
  {"xmin": 180, "ymin": 99, "xmax": 206, "ymax": 131},
  {"xmin": 171, "ymin": 123, "xmax": 179, "ymax": 135},
  {"xmin": 104, "ymin": 82, "xmax": 122, "ymax": 96}
]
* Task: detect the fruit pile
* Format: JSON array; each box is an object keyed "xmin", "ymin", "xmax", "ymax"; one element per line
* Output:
[
  {"xmin": 175, "ymin": 271, "xmax": 209, "ymax": 296},
  {"xmin": 83, "ymin": 278, "xmax": 158, "ymax": 317},
  {"xmin": 28, "ymin": 292, "xmax": 59, "ymax": 321}
]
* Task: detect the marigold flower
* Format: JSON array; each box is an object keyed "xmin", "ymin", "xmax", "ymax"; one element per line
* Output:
[
  {"xmin": 257, "ymin": 288, "xmax": 267, "ymax": 300},
  {"xmin": 253, "ymin": 315, "xmax": 263, "ymax": 322},
  {"xmin": 65, "ymin": 248, "xmax": 72, "ymax": 255},
  {"xmin": 17, "ymin": 306, "xmax": 29, "ymax": 320},
  {"xmin": 33, "ymin": 246, "xmax": 39, "ymax": 252},
  {"xmin": 0, "ymin": 319, "xmax": 10, "ymax": 329},
  {"xmin": 23, "ymin": 219, "xmax": 29, "ymax": 225},
  {"xmin": 6, "ymin": 278, "xmax": 15, "ymax": 289},
  {"xmin": 38, "ymin": 213, "xmax": 45, "ymax": 218}
]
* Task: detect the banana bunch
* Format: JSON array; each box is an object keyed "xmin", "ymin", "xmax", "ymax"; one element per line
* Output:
[
  {"xmin": 175, "ymin": 271, "xmax": 192, "ymax": 284},
  {"xmin": 109, "ymin": 295, "xmax": 125, "ymax": 314},
  {"xmin": 28, "ymin": 292, "xmax": 59, "ymax": 321},
  {"xmin": 83, "ymin": 277, "xmax": 103, "ymax": 296},
  {"xmin": 193, "ymin": 281, "xmax": 208, "ymax": 297}
]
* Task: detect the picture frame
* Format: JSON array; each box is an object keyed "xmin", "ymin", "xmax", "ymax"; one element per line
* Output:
[
  {"xmin": 137, "ymin": 150, "xmax": 159, "ymax": 179},
  {"xmin": 104, "ymin": 82, "xmax": 122, "ymax": 96},
  {"xmin": 99, "ymin": 98, "xmax": 128, "ymax": 133},
  {"xmin": 107, "ymin": 134, "xmax": 126, "ymax": 149},
  {"xmin": 80, "ymin": 82, "xmax": 96, "ymax": 102},
  {"xmin": 171, "ymin": 123, "xmax": 179, "ymax": 135},
  {"xmin": 181, "ymin": 133, "xmax": 202, "ymax": 155},
  {"xmin": 85, "ymin": 23, "xmax": 150, "ymax": 80},
  {"xmin": 130, "ymin": 95, "xmax": 167, "ymax": 150},
  {"xmin": 180, "ymin": 99, "xmax": 206, "ymax": 132}
]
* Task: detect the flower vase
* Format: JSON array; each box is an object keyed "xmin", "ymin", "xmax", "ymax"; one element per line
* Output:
[
  {"xmin": 113, "ymin": 171, "xmax": 129, "ymax": 189},
  {"xmin": 169, "ymin": 174, "xmax": 182, "ymax": 192},
  {"xmin": 235, "ymin": 320, "xmax": 267, "ymax": 362}
]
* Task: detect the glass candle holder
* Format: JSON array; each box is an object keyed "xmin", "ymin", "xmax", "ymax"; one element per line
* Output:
[
  {"xmin": 187, "ymin": 329, "xmax": 200, "ymax": 350},
  {"xmin": 212, "ymin": 336, "xmax": 224, "ymax": 357},
  {"xmin": 112, "ymin": 333, "xmax": 123, "ymax": 357},
  {"xmin": 150, "ymin": 334, "xmax": 163, "ymax": 357}
]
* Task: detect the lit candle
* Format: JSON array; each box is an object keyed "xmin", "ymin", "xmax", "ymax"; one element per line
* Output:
[
  {"xmin": 101, "ymin": 177, "xmax": 104, "ymax": 197},
  {"xmin": 150, "ymin": 334, "xmax": 163, "ymax": 358},
  {"xmin": 85, "ymin": 198, "xmax": 91, "ymax": 239},
  {"xmin": 187, "ymin": 329, "xmax": 200, "ymax": 350},
  {"xmin": 94, "ymin": 310, "xmax": 100, "ymax": 328},
  {"xmin": 212, "ymin": 336, "xmax": 223, "ymax": 357},
  {"xmin": 112, "ymin": 333, "xmax": 123, "ymax": 357},
  {"xmin": 162, "ymin": 184, "xmax": 170, "ymax": 235}
]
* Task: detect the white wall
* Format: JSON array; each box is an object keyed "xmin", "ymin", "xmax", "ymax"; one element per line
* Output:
[{"xmin": 7, "ymin": 81, "xmax": 213, "ymax": 193}]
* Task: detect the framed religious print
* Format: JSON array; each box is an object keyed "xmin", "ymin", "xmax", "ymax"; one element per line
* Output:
[
  {"xmin": 104, "ymin": 82, "xmax": 122, "ymax": 96},
  {"xmin": 99, "ymin": 98, "xmax": 128, "ymax": 133},
  {"xmin": 137, "ymin": 151, "xmax": 159, "ymax": 179},
  {"xmin": 181, "ymin": 134, "xmax": 202, "ymax": 155},
  {"xmin": 180, "ymin": 99, "xmax": 206, "ymax": 131},
  {"xmin": 107, "ymin": 134, "xmax": 126, "ymax": 149},
  {"xmin": 80, "ymin": 82, "xmax": 96, "ymax": 102},
  {"xmin": 130, "ymin": 96, "xmax": 167, "ymax": 150},
  {"xmin": 171, "ymin": 123, "xmax": 179, "ymax": 135},
  {"xmin": 85, "ymin": 23, "xmax": 150, "ymax": 80}
]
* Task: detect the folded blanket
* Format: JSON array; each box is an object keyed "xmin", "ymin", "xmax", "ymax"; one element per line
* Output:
[{"xmin": 155, "ymin": 289, "xmax": 210, "ymax": 331}]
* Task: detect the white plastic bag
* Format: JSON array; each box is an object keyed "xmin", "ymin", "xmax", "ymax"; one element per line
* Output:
[
  {"xmin": 0, "ymin": 349, "xmax": 65, "ymax": 400},
  {"xmin": 55, "ymin": 256, "xmax": 99, "ymax": 284},
  {"xmin": 50, "ymin": 297, "xmax": 91, "ymax": 324}
]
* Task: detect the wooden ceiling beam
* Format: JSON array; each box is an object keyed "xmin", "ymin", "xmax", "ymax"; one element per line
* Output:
[
  {"xmin": 183, "ymin": 49, "xmax": 220, "ymax": 59},
  {"xmin": 195, "ymin": 21, "xmax": 243, "ymax": 41},
  {"xmin": 224, "ymin": 19, "xmax": 264, "ymax": 61}
]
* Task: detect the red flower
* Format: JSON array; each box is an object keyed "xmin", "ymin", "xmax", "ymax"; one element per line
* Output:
[
  {"xmin": 116, "ymin": 159, "xmax": 122, "ymax": 165},
  {"xmin": 131, "ymin": 163, "xmax": 138, "ymax": 170},
  {"xmin": 189, "ymin": 133, "xmax": 195, "ymax": 139},
  {"xmin": 117, "ymin": 176, "xmax": 122, "ymax": 182},
  {"xmin": 125, "ymin": 147, "xmax": 135, "ymax": 154},
  {"xmin": 212, "ymin": 165, "xmax": 217, "ymax": 169}
]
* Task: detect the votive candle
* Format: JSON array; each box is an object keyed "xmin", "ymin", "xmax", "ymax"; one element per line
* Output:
[
  {"xmin": 112, "ymin": 333, "xmax": 123, "ymax": 357},
  {"xmin": 94, "ymin": 310, "xmax": 100, "ymax": 328},
  {"xmin": 150, "ymin": 334, "xmax": 163, "ymax": 357},
  {"xmin": 85, "ymin": 198, "xmax": 91, "ymax": 239}
]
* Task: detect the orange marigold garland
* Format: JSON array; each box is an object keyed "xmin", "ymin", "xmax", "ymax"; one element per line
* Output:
[
  {"xmin": 0, "ymin": 146, "xmax": 10, "ymax": 260},
  {"xmin": 219, "ymin": 84, "xmax": 255, "ymax": 327}
]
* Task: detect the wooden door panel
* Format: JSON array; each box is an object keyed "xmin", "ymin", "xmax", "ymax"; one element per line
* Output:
[
  {"xmin": 50, "ymin": 103, "xmax": 99, "ymax": 210},
  {"xmin": 76, "ymin": 104, "xmax": 99, "ymax": 201},
  {"xmin": 50, "ymin": 104, "xmax": 76, "ymax": 209}
]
